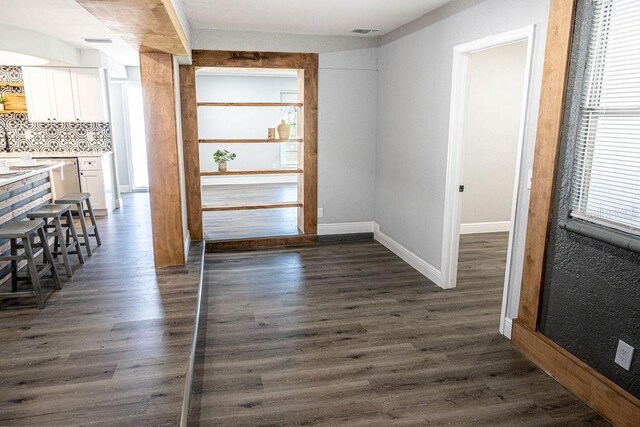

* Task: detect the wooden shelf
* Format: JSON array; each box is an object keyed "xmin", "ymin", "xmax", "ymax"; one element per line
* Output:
[
  {"xmin": 202, "ymin": 202, "xmax": 302, "ymax": 212},
  {"xmin": 197, "ymin": 102, "xmax": 303, "ymax": 107},
  {"xmin": 0, "ymin": 110, "xmax": 26, "ymax": 114},
  {"xmin": 0, "ymin": 82, "xmax": 23, "ymax": 87},
  {"xmin": 201, "ymin": 169, "xmax": 302, "ymax": 176},
  {"xmin": 199, "ymin": 138, "xmax": 303, "ymax": 144}
]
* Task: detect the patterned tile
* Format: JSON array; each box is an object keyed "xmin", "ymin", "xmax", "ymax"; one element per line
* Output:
[{"xmin": 0, "ymin": 66, "xmax": 112, "ymax": 153}]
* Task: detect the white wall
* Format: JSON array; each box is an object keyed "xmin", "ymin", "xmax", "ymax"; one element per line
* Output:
[
  {"xmin": 461, "ymin": 41, "xmax": 528, "ymax": 227},
  {"xmin": 375, "ymin": 0, "xmax": 550, "ymax": 319},
  {"xmin": 193, "ymin": 29, "xmax": 378, "ymax": 53},
  {"xmin": 196, "ymin": 75, "xmax": 297, "ymax": 172},
  {"xmin": 109, "ymin": 66, "xmax": 141, "ymax": 192}
]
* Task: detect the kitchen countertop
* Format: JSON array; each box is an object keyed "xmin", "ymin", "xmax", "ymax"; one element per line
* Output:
[
  {"xmin": 0, "ymin": 161, "xmax": 64, "ymax": 187},
  {"xmin": 0, "ymin": 151, "xmax": 112, "ymax": 158}
]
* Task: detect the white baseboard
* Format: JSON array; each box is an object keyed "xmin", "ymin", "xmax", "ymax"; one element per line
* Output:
[
  {"xmin": 460, "ymin": 221, "xmax": 511, "ymax": 234},
  {"xmin": 201, "ymin": 175, "xmax": 298, "ymax": 186},
  {"xmin": 317, "ymin": 221, "xmax": 375, "ymax": 235},
  {"xmin": 502, "ymin": 317, "xmax": 513, "ymax": 339},
  {"xmin": 373, "ymin": 223, "xmax": 444, "ymax": 288},
  {"xmin": 119, "ymin": 185, "xmax": 132, "ymax": 193},
  {"xmin": 184, "ymin": 230, "xmax": 191, "ymax": 263}
]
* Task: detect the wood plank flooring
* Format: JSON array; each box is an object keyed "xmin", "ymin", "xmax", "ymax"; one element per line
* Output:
[
  {"xmin": 202, "ymin": 183, "xmax": 301, "ymax": 241},
  {"xmin": 189, "ymin": 232, "xmax": 606, "ymax": 426},
  {"xmin": 0, "ymin": 193, "xmax": 202, "ymax": 426}
]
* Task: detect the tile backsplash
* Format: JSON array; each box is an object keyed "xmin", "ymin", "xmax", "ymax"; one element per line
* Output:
[{"xmin": 0, "ymin": 66, "xmax": 112, "ymax": 153}]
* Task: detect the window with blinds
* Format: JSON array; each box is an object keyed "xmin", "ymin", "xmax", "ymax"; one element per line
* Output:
[{"xmin": 570, "ymin": 0, "xmax": 640, "ymax": 235}]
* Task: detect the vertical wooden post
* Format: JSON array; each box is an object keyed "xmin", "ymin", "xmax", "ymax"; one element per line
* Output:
[
  {"xmin": 517, "ymin": 0, "xmax": 577, "ymax": 330},
  {"xmin": 298, "ymin": 62, "xmax": 318, "ymax": 234},
  {"xmin": 179, "ymin": 65, "xmax": 203, "ymax": 241},
  {"xmin": 139, "ymin": 52, "xmax": 186, "ymax": 267},
  {"xmin": 296, "ymin": 70, "xmax": 306, "ymax": 233}
]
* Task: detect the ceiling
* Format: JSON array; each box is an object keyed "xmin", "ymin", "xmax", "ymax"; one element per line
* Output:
[
  {"xmin": 184, "ymin": 0, "xmax": 454, "ymax": 36},
  {"xmin": 0, "ymin": 0, "xmax": 139, "ymax": 66},
  {"xmin": 2, "ymin": 0, "xmax": 455, "ymax": 68}
]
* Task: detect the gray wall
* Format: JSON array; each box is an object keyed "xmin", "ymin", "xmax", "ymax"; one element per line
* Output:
[
  {"xmin": 375, "ymin": 0, "xmax": 549, "ymax": 315},
  {"xmin": 318, "ymin": 49, "xmax": 377, "ymax": 224},
  {"xmin": 539, "ymin": 0, "xmax": 640, "ymax": 398},
  {"xmin": 191, "ymin": 31, "xmax": 379, "ymax": 225}
]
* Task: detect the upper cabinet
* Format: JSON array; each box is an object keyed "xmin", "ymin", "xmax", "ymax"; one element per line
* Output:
[
  {"xmin": 71, "ymin": 68, "xmax": 110, "ymax": 123},
  {"xmin": 22, "ymin": 67, "xmax": 109, "ymax": 123}
]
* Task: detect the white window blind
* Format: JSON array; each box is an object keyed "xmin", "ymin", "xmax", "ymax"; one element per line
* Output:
[{"xmin": 570, "ymin": 0, "xmax": 640, "ymax": 235}]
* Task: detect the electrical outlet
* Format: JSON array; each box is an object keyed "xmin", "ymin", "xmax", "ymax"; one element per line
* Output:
[
  {"xmin": 615, "ymin": 339, "xmax": 634, "ymax": 371},
  {"xmin": 527, "ymin": 169, "xmax": 533, "ymax": 190},
  {"xmin": 317, "ymin": 208, "xmax": 324, "ymax": 218}
]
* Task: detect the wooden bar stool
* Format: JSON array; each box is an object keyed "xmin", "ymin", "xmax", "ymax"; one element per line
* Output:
[
  {"xmin": 28, "ymin": 204, "xmax": 84, "ymax": 278},
  {"xmin": 55, "ymin": 193, "xmax": 101, "ymax": 257},
  {"xmin": 0, "ymin": 220, "xmax": 61, "ymax": 309}
]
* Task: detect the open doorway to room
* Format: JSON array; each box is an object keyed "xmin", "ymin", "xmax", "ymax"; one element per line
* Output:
[
  {"xmin": 441, "ymin": 27, "xmax": 534, "ymax": 336},
  {"xmin": 196, "ymin": 68, "xmax": 302, "ymax": 240},
  {"xmin": 122, "ymin": 84, "xmax": 149, "ymax": 191}
]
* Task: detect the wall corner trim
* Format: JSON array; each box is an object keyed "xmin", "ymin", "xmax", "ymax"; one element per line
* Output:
[
  {"xmin": 373, "ymin": 223, "xmax": 444, "ymax": 288},
  {"xmin": 512, "ymin": 320, "xmax": 640, "ymax": 426},
  {"xmin": 502, "ymin": 317, "xmax": 513, "ymax": 339}
]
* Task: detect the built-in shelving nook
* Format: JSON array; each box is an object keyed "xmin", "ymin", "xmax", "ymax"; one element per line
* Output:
[{"xmin": 180, "ymin": 51, "xmax": 318, "ymax": 250}]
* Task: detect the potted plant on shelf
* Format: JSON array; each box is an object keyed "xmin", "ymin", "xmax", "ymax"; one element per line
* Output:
[
  {"xmin": 0, "ymin": 95, "xmax": 6, "ymax": 111},
  {"xmin": 213, "ymin": 149, "xmax": 236, "ymax": 172}
]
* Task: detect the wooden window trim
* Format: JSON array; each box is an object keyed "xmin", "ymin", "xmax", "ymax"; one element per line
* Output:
[{"xmin": 513, "ymin": 1, "xmax": 640, "ymax": 425}]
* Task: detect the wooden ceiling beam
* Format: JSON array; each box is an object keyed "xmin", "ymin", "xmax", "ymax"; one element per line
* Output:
[{"xmin": 75, "ymin": 0, "xmax": 189, "ymax": 56}]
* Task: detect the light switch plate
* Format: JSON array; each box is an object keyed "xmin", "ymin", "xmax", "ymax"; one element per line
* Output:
[
  {"xmin": 614, "ymin": 339, "xmax": 634, "ymax": 371},
  {"xmin": 317, "ymin": 208, "xmax": 324, "ymax": 218}
]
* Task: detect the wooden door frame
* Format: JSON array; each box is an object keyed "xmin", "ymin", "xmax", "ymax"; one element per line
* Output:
[
  {"xmin": 512, "ymin": 1, "xmax": 640, "ymax": 425},
  {"xmin": 180, "ymin": 50, "xmax": 318, "ymax": 244}
]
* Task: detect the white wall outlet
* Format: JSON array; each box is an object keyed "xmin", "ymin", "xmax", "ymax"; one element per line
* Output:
[
  {"xmin": 317, "ymin": 208, "xmax": 324, "ymax": 218},
  {"xmin": 527, "ymin": 169, "xmax": 533, "ymax": 190},
  {"xmin": 614, "ymin": 339, "xmax": 634, "ymax": 371}
]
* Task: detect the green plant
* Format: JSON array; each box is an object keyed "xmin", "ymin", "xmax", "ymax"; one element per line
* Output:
[
  {"xmin": 0, "ymin": 95, "xmax": 6, "ymax": 104},
  {"xmin": 213, "ymin": 149, "xmax": 236, "ymax": 163}
]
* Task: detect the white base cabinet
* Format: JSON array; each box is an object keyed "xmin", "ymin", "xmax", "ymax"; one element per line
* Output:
[{"xmin": 78, "ymin": 154, "xmax": 114, "ymax": 216}]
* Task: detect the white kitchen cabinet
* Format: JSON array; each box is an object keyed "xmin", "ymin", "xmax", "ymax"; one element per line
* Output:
[
  {"xmin": 78, "ymin": 154, "xmax": 114, "ymax": 215},
  {"xmin": 22, "ymin": 67, "xmax": 109, "ymax": 123},
  {"xmin": 22, "ymin": 67, "xmax": 54, "ymax": 122},
  {"xmin": 48, "ymin": 68, "xmax": 76, "ymax": 122},
  {"xmin": 71, "ymin": 68, "xmax": 109, "ymax": 122}
]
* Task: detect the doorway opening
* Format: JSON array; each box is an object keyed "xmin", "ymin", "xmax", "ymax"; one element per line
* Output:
[
  {"xmin": 196, "ymin": 68, "xmax": 302, "ymax": 241},
  {"xmin": 123, "ymin": 84, "xmax": 149, "ymax": 191},
  {"xmin": 441, "ymin": 27, "xmax": 535, "ymax": 337}
]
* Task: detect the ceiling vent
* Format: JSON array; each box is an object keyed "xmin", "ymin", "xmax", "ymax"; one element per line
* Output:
[
  {"xmin": 83, "ymin": 38, "xmax": 113, "ymax": 44},
  {"xmin": 351, "ymin": 29, "xmax": 381, "ymax": 35}
]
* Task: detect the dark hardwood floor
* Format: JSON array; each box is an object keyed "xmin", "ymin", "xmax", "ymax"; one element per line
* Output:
[
  {"xmin": 189, "ymin": 232, "xmax": 606, "ymax": 426},
  {"xmin": 0, "ymin": 193, "xmax": 202, "ymax": 426},
  {"xmin": 202, "ymin": 183, "xmax": 301, "ymax": 241}
]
